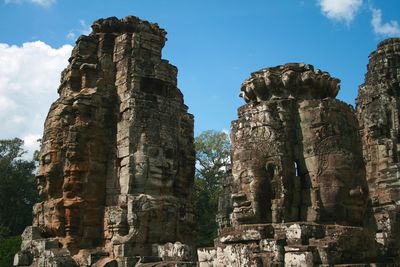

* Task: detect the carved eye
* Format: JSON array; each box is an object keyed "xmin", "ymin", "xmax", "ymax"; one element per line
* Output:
[{"xmin": 43, "ymin": 154, "xmax": 51, "ymax": 165}]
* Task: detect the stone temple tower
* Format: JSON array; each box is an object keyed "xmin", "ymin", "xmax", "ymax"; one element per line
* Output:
[
  {"xmin": 199, "ymin": 63, "xmax": 391, "ymax": 266},
  {"xmin": 230, "ymin": 64, "xmax": 367, "ymax": 227},
  {"xmin": 356, "ymin": 38, "xmax": 400, "ymax": 261},
  {"xmin": 14, "ymin": 16, "xmax": 195, "ymax": 266}
]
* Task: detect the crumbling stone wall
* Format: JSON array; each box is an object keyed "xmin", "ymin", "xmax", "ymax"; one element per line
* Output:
[
  {"xmin": 14, "ymin": 16, "xmax": 195, "ymax": 267},
  {"xmin": 356, "ymin": 37, "xmax": 400, "ymax": 260}
]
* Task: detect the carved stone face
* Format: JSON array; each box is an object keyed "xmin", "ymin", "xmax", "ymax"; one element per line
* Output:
[
  {"xmin": 148, "ymin": 146, "xmax": 176, "ymax": 190},
  {"xmin": 231, "ymin": 166, "xmax": 262, "ymax": 223},
  {"xmin": 36, "ymin": 142, "xmax": 63, "ymax": 199},
  {"xmin": 317, "ymin": 152, "xmax": 367, "ymax": 225},
  {"xmin": 34, "ymin": 135, "xmax": 66, "ymax": 237},
  {"xmin": 43, "ymin": 199, "xmax": 65, "ymax": 236},
  {"xmin": 132, "ymin": 136, "xmax": 177, "ymax": 194},
  {"xmin": 231, "ymin": 154, "xmax": 279, "ymax": 224}
]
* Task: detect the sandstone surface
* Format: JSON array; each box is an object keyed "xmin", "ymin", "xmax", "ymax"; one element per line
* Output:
[
  {"xmin": 356, "ymin": 37, "xmax": 400, "ymax": 260},
  {"xmin": 14, "ymin": 16, "xmax": 195, "ymax": 267},
  {"xmin": 13, "ymin": 15, "xmax": 400, "ymax": 267},
  {"xmin": 203, "ymin": 63, "xmax": 395, "ymax": 266}
]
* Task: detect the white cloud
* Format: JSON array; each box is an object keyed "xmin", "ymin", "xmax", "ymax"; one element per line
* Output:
[
  {"xmin": 66, "ymin": 19, "xmax": 91, "ymax": 41},
  {"xmin": 4, "ymin": 0, "xmax": 56, "ymax": 8},
  {"xmin": 371, "ymin": 8, "xmax": 400, "ymax": 37},
  {"xmin": 0, "ymin": 95, "xmax": 16, "ymax": 110},
  {"xmin": 0, "ymin": 41, "xmax": 73, "ymax": 157},
  {"xmin": 317, "ymin": 0, "xmax": 363, "ymax": 24},
  {"xmin": 30, "ymin": 0, "xmax": 55, "ymax": 7},
  {"xmin": 23, "ymin": 133, "xmax": 41, "ymax": 153}
]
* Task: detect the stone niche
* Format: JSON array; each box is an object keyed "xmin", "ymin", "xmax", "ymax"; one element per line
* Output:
[
  {"xmin": 200, "ymin": 63, "xmax": 394, "ymax": 266},
  {"xmin": 14, "ymin": 16, "xmax": 196, "ymax": 267},
  {"xmin": 356, "ymin": 38, "xmax": 400, "ymax": 260}
]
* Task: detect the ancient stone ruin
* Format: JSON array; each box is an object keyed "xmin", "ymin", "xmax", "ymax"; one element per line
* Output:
[
  {"xmin": 13, "ymin": 14, "xmax": 400, "ymax": 267},
  {"xmin": 199, "ymin": 63, "xmax": 383, "ymax": 266},
  {"xmin": 356, "ymin": 38, "xmax": 400, "ymax": 261},
  {"xmin": 14, "ymin": 16, "xmax": 196, "ymax": 266},
  {"xmin": 198, "ymin": 40, "xmax": 400, "ymax": 266}
]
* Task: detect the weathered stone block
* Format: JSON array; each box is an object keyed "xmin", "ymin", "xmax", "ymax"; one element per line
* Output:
[
  {"xmin": 156, "ymin": 242, "xmax": 194, "ymax": 262},
  {"xmin": 219, "ymin": 229, "xmax": 262, "ymax": 243},
  {"xmin": 284, "ymin": 251, "xmax": 313, "ymax": 267}
]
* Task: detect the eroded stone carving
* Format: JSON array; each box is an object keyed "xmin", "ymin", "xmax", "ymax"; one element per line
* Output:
[
  {"xmin": 231, "ymin": 64, "xmax": 367, "ymax": 227},
  {"xmin": 15, "ymin": 16, "xmax": 195, "ymax": 267},
  {"xmin": 204, "ymin": 63, "xmax": 389, "ymax": 266},
  {"xmin": 239, "ymin": 63, "xmax": 340, "ymax": 103},
  {"xmin": 12, "ymin": 15, "xmax": 400, "ymax": 266},
  {"xmin": 356, "ymin": 37, "xmax": 400, "ymax": 260}
]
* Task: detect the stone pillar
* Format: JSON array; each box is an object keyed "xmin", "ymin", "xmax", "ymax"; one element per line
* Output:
[
  {"xmin": 15, "ymin": 16, "xmax": 195, "ymax": 267},
  {"xmin": 356, "ymin": 37, "xmax": 400, "ymax": 259}
]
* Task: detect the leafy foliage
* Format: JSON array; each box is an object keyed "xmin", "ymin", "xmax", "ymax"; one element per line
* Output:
[
  {"xmin": 0, "ymin": 235, "xmax": 21, "ymax": 267},
  {"xmin": 0, "ymin": 138, "xmax": 38, "ymax": 237},
  {"xmin": 193, "ymin": 130, "xmax": 230, "ymax": 247}
]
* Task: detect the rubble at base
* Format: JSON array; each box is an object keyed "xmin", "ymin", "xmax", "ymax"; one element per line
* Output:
[{"xmin": 198, "ymin": 223, "xmax": 396, "ymax": 266}]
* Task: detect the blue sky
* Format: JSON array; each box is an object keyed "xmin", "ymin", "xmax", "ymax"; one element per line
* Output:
[{"xmin": 0, "ymin": 0, "xmax": 399, "ymax": 156}]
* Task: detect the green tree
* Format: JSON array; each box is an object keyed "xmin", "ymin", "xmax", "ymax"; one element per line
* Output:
[
  {"xmin": 194, "ymin": 130, "xmax": 230, "ymax": 247},
  {"xmin": 0, "ymin": 138, "xmax": 38, "ymax": 237},
  {"xmin": 0, "ymin": 235, "xmax": 21, "ymax": 267}
]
